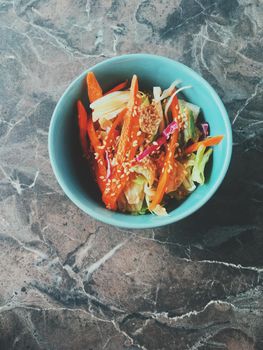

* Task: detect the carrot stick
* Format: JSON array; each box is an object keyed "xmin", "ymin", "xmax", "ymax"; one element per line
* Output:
[
  {"xmin": 167, "ymin": 94, "xmax": 180, "ymax": 156},
  {"xmin": 77, "ymin": 100, "xmax": 89, "ymax": 158},
  {"xmin": 149, "ymin": 94, "xmax": 179, "ymax": 210},
  {"xmin": 127, "ymin": 75, "xmax": 138, "ymax": 110},
  {"xmin": 115, "ymin": 113, "xmax": 131, "ymax": 164},
  {"xmin": 104, "ymin": 80, "xmax": 128, "ymax": 95},
  {"xmin": 86, "ymin": 72, "xmax": 103, "ymax": 103},
  {"xmin": 102, "ymin": 132, "xmax": 144, "ymax": 210},
  {"xmin": 80, "ymin": 100, "xmax": 106, "ymax": 192},
  {"xmin": 184, "ymin": 135, "xmax": 224, "ymax": 154},
  {"xmin": 116, "ymin": 75, "xmax": 139, "ymax": 163},
  {"xmin": 104, "ymin": 108, "xmax": 127, "ymax": 150},
  {"xmin": 128, "ymin": 101, "xmax": 142, "ymax": 159},
  {"xmin": 148, "ymin": 142, "xmax": 175, "ymax": 211},
  {"xmin": 149, "ymin": 169, "xmax": 168, "ymax": 210},
  {"xmin": 129, "ymin": 134, "xmax": 144, "ymax": 159},
  {"xmin": 102, "ymin": 75, "xmax": 140, "ymax": 210},
  {"xmin": 86, "ymin": 117, "xmax": 106, "ymax": 169}
]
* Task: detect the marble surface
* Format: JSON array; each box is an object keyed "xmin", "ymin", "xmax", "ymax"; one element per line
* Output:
[{"xmin": 0, "ymin": 0, "xmax": 263, "ymax": 349}]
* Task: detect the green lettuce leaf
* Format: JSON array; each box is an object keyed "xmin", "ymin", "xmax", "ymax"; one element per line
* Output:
[
  {"xmin": 133, "ymin": 175, "xmax": 146, "ymax": 185},
  {"xmin": 124, "ymin": 180, "xmax": 144, "ymax": 208},
  {"xmin": 179, "ymin": 99, "xmax": 200, "ymax": 120},
  {"xmin": 191, "ymin": 145, "xmax": 212, "ymax": 185},
  {"xmin": 179, "ymin": 100, "xmax": 201, "ymax": 144},
  {"xmin": 141, "ymin": 94, "xmax": 150, "ymax": 108}
]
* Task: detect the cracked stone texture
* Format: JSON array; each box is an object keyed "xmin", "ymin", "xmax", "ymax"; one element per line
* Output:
[{"xmin": 0, "ymin": 0, "xmax": 263, "ymax": 349}]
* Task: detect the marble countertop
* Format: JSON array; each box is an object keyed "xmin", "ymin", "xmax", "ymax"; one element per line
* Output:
[{"xmin": 0, "ymin": 0, "xmax": 263, "ymax": 349}]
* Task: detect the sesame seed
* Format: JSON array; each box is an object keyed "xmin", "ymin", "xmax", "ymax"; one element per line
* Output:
[
  {"xmin": 117, "ymin": 184, "xmax": 121, "ymax": 188},
  {"xmin": 153, "ymin": 141, "xmax": 158, "ymax": 146},
  {"xmin": 120, "ymin": 174, "xmax": 125, "ymax": 178},
  {"xmin": 99, "ymin": 176, "xmax": 104, "ymax": 179},
  {"xmin": 137, "ymin": 131, "xmax": 142, "ymax": 136},
  {"xmin": 132, "ymin": 140, "xmax": 138, "ymax": 147},
  {"xmin": 110, "ymin": 193, "xmax": 115, "ymax": 197}
]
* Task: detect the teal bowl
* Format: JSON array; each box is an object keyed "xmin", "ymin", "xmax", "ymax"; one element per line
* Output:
[{"xmin": 48, "ymin": 54, "xmax": 232, "ymax": 229}]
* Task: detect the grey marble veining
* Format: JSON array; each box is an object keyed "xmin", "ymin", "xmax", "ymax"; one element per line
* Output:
[{"xmin": 0, "ymin": 0, "xmax": 263, "ymax": 349}]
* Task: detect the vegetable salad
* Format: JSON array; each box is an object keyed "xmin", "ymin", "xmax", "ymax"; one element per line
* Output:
[{"xmin": 77, "ymin": 73, "xmax": 223, "ymax": 215}]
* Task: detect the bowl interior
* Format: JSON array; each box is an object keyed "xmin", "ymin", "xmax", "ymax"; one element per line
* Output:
[{"xmin": 49, "ymin": 54, "xmax": 232, "ymax": 228}]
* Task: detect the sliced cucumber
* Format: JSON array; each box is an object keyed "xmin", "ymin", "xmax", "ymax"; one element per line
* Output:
[{"xmin": 179, "ymin": 99, "xmax": 200, "ymax": 121}]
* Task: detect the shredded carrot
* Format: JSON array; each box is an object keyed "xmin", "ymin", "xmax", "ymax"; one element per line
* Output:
[
  {"xmin": 184, "ymin": 135, "xmax": 224, "ymax": 154},
  {"xmin": 86, "ymin": 72, "xmax": 103, "ymax": 103},
  {"xmin": 104, "ymin": 80, "xmax": 128, "ymax": 95}
]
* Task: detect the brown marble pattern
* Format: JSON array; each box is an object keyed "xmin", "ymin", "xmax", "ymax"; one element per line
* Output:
[{"xmin": 0, "ymin": 0, "xmax": 263, "ymax": 349}]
